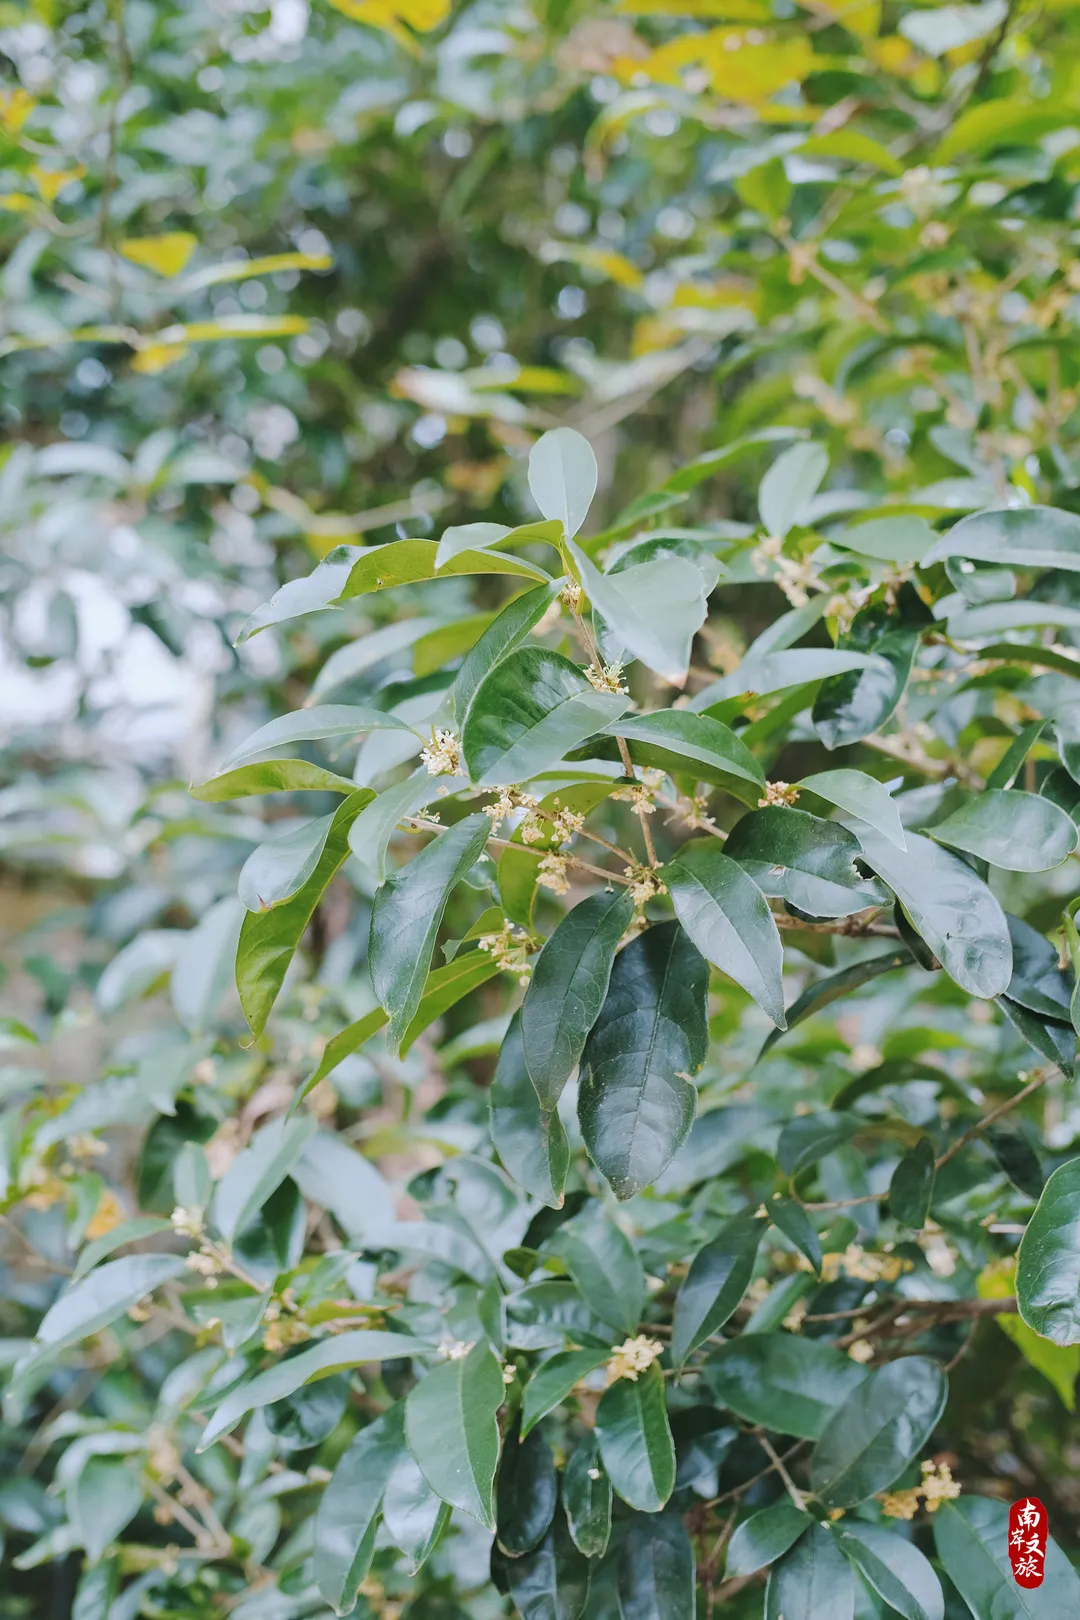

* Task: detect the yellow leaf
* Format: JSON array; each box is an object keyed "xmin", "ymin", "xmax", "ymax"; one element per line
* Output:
[
  {"xmin": 178, "ymin": 315, "xmax": 308, "ymax": 342},
  {"xmin": 325, "ymin": 0, "xmax": 449, "ymax": 37},
  {"xmin": 0, "ymin": 87, "xmax": 35, "ymax": 135},
  {"xmin": 624, "ymin": 28, "xmax": 815, "ymax": 105},
  {"xmin": 131, "ymin": 342, "xmax": 189, "ymax": 374},
  {"xmin": 119, "ymin": 232, "xmax": 199, "ymax": 278},
  {"xmin": 540, "ymin": 239, "xmax": 644, "ymax": 290},
  {"xmin": 30, "ymin": 164, "xmax": 85, "ymax": 204},
  {"xmin": 615, "ymin": 0, "xmax": 770, "ymax": 15},
  {"xmin": 86, "ymin": 1189, "xmax": 126, "ymax": 1240},
  {"xmin": 803, "ymin": 0, "xmax": 880, "ymax": 38},
  {"xmin": 978, "ymin": 1259, "xmax": 1080, "ymax": 1411},
  {"xmin": 177, "ymin": 249, "xmax": 333, "ymax": 293},
  {"xmin": 0, "ymin": 191, "xmax": 35, "ymax": 212}
]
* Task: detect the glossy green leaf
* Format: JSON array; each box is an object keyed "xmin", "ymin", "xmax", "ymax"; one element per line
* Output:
[
  {"xmin": 191, "ymin": 759, "xmax": 358, "ymax": 800},
  {"xmin": 520, "ymin": 888, "xmax": 634, "ymax": 1108},
  {"xmin": 922, "ymin": 505, "xmax": 1080, "ymax": 572},
  {"xmin": 520, "ymin": 1350, "xmax": 609, "ymax": 1439},
  {"xmin": 727, "ymin": 1500, "xmax": 812, "ymax": 1578},
  {"xmin": 497, "ymin": 780, "xmax": 618, "ymax": 929},
  {"xmin": 695, "ymin": 648, "xmax": 888, "ymax": 708},
  {"xmin": 768, "ymin": 1194, "xmax": 822, "ymax": 1273},
  {"xmin": 798, "ymin": 769, "xmax": 907, "ymax": 850},
  {"xmin": 404, "ymin": 1341, "xmax": 504, "ymax": 1528},
  {"xmin": 934, "ymin": 1496, "xmax": 1080, "ymax": 1617},
  {"xmin": 836, "ymin": 1522, "xmax": 944, "ymax": 1620},
  {"xmin": 854, "ymin": 824, "xmax": 1013, "ymax": 998},
  {"xmin": 313, "ymin": 1406, "xmax": 404, "ymax": 1615},
  {"xmin": 71, "ymin": 1217, "xmax": 172, "ymax": 1283},
  {"xmin": 451, "ymin": 578, "xmax": 565, "ymax": 724},
  {"xmin": 810, "ymin": 1356, "xmax": 948, "ymax": 1507},
  {"xmin": 497, "ymin": 1421, "xmax": 557, "ymax": 1556},
  {"xmin": 889, "ymin": 1136, "xmax": 936, "ymax": 1229},
  {"xmin": 830, "ymin": 514, "xmax": 938, "ymax": 563},
  {"xmin": 218, "ymin": 706, "xmax": 411, "ymax": 773},
  {"xmin": 726, "ymin": 807, "xmax": 887, "ymax": 919},
  {"xmin": 435, "ymin": 519, "xmax": 511, "ymax": 569},
  {"xmin": 567, "ymin": 536, "xmax": 708, "ymax": 686},
  {"xmin": 348, "ymin": 767, "xmax": 465, "ymax": 881},
  {"xmin": 70, "ymin": 1457, "xmax": 141, "ymax": 1563},
  {"xmin": 617, "ymin": 1513, "xmax": 695, "ymax": 1620},
  {"xmin": 462, "ymin": 646, "xmax": 627, "ymax": 786},
  {"xmin": 369, "ymin": 812, "xmax": 491, "ymax": 1052},
  {"xmin": 544, "ymin": 1206, "xmax": 645, "ymax": 1336},
  {"xmin": 238, "ymin": 809, "xmax": 336, "ymax": 911},
  {"xmin": 338, "ymin": 537, "xmax": 550, "ymax": 599},
  {"xmin": 759, "ymin": 441, "xmax": 829, "ymax": 538},
  {"xmin": 760, "ymin": 949, "xmax": 913, "ymax": 1056},
  {"xmin": 671, "ymin": 1211, "xmax": 766, "ymax": 1363},
  {"xmin": 812, "ymin": 605, "xmax": 921, "ymax": 750},
  {"xmin": 213, "ymin": 1115, "xmax": 315, "ymax": 1242},
  {"xmin": 595, "ymin": 1362, "xmax": 675, "ymax": 1513},
  {"xmin": 705, "ymin": 1332, "xmax": 869, "ymax": 1439},
  {"xmin": 578, "ymin": 921, "xmax": 709, "ymax": 1200},
  {"xmin": 563, "ymin": 1432, "xmax": 612, "ymax": 1558},
  {"xmin": 926, "ymin": 789, "xmax": 1078, "ymax": 871},
  {"xmin": 766, "ymin": 1524, "xmax": 854, "ymax": 1620},
  {"xmin": 381, "ymin": 1450, "xmax": 451, "ymax": 1575},
  {"xmin": 235, "ymin": 545, "xmax": 359, "ymax": 643},
  {"xmin": 506, "ymin": 1514, "xmax": 592, "ymax": 1620},
  {"xmin": 1005, "ymin": 915, "xmax": 1074, "ymax": 1022},
  {"xmin": 600, "ymin": 709, "xmax": 764, "ymax": 790},
  {"xmin": 528, "ymin": 427, "xmax": 596, "ymax": 539},
  {"xmin": 490, "ymin": 1011, "xmax": 570, "ymax": 1208},
  {"xmin": 21, "ymin": 1252, "xmax": 186, "ymax": 1365},
  {"xmin": 666, "ymin": 838, "xmax": 786, "ymax": 1028},
  {"xmin": 236, "ymin": 789, "xmax": 374, "ymax": 1036},
  {"xmin": 1017, "ymin": 1157, "xmax": 1080, "ymax": 1345},
  {"xmin": 777, "ymin": 1109, "xmax": 862, "ymax": 1175}
]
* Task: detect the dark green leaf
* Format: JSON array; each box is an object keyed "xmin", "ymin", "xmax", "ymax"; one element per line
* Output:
[
  {"xmin": 1006, "ymin": 914, "xmax": 1074, "ymax": 1020},
  {"xmin": 768, "ymin": 1195, "xmax": 822, "ymax": 1273},
  {"xmin": 695, "ymin": 648, "xmax": 888, "ymax": 709},
  {"xmin": 854, "ymin": 825, "xmax": 1013, "ymax": 999},
  {"xmin": 237, "ymin": 789, "xmax": 374, "ymax": 1037},
  {"xmin": 926, "ymin": 789, "xmax": 1077, "ymax": 871},
  {"xmin": 812, "ymin": 603, "xmax": 921, "ymax": 750},
  {"xmin": 725, "ymin": 808, "xmax": 888, "ymax": 919},
  {"xmin": 521, "ymin": 1349, "xmax": 609, "ymax": 1439},
  {"xmin": 666, "ymin": 839, "xmax": 785, "ymax": 1028},
  {"xmin": 595, "ymin": 1363, "xmax": 676, "ymax": 1513},
  {"xmin": 578, "ymin": 921, "xmax": 709, "ymax": 1200},
  {"xmin": 404, "ymin": 1342, "xmax": 504, "ymax": 1528},
  {"xmin": 266, "ymin": 1372, "xmax": 348, "ymax": 1451},
  {"xmin": 544, "ymin": 1206, "xmax": 645, "ymax": 1337},
  {"xmin": 726, "ymin": 1500, "xmax": 812, "ymax": 1578},
  {"xmin": 597, "ymin": 709, "xmax": 765, "ymax": 792},
  {"xmin": 777, "ymin": 1110, "xmax": 862, "ymax": 1176},
  {"xmin": 889, "ymin": 1136, "xmax": 936, "ymax": 1229},
  {"xmin": 369, "ymin": 813, "xmax": 491, "ymax": 1053},
  {"xmin": 314, "ymin": 1406, "xmax": 405, "ymax": 1615},
  {"xmin": 490, "ymin": 1012, "xmax": 570, "ymax": 1208},
  {"xmin": 238, "ymin": 811, "xmax": 337, "ymax": 911},
  {"xmin": 617, "ymin": 1513, "xmax": 695, "ymax": 1620},
  {"xmin": 497, "ymin": 1422, "xmax": 557, "ymax": 1556},
  {"xmin": 809, "ymin": 1356, "xmax": 948, "ymax": 1508},
  {"xmin": 836, "ymin": 1522, "xmax": 944, "ymax": 1620},
  {"xmin": 1017, "ymin": 1157, "xmax": 1080, "ymax": 1344},
  {"xmin": 985, "ymin": 1127, "xmax": 1045, "ymax": 1199},
  {"xmin": 998, "ymin": 995, "xmax": 1076, "ymax": 1078},
  {"xmin": 797, "ymin": 769, "xmax": 907, "ymax": 850},
  {"xmin": 934, "ymin": 1496, "xmax": 1080, "ymax": 1617},
  {"xmin": 506, "ymin": 1514, "xmax": 592, "ymax": 1620},
  {"xmin": 922, "ymin": 504, "xmax": 1080, "ymax": 572},
  {"xmin": 986, "ymin": 721, "xmax": 1050, "ymax": 791},
  {"xmin": 563, "ymin": 1433, "xmax": 612, "ymax": 1559},
  {"xmin": 766, "ymin": 1524, "xmax": 854, "ymax": 1620},
  {"xmin": 462, "ymin": 646, "xmax": 627, "ymax": 786},
  {"xmin": 521, "ymin": 889, "xmax": 635, "ymax": 1108},
  {"xmin": 671, "ymin": 1211, "xmax": 766, "ymax": 1363},
  {"xmin": 213, "ymin": 1115, "xmax": 315, "ymax": 1243},
  {"xmin": 705, "ymin": 1333, "xmax": 869, "ymax": 1440},
  {"xmin": 451, "ymin": 579, "xmax": 565, "ymax": 725},
  {"xmin": 760, "ymin": 950, "xmax": 913, "ymax": 1057},
  {"xmin": 381, "ymin": 1451, "xmax": 450, "ymax": 1575}
]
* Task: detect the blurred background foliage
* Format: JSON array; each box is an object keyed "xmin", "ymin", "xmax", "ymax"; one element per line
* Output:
[{"xmin": 3, "ymin": 0, "xmax": 1080, "ymax": 1615}]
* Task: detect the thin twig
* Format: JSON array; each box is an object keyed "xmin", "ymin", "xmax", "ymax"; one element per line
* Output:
[{"xmin": 758, "ymin": 1434, "xmax": 806, "ymax": 1511}]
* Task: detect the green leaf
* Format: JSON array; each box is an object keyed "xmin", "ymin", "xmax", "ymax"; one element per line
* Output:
[
  {"xmin": 727, "ymin": 1500, "xmax": 812, "ymax": 1578},
  {"xmin": 766, "ymin": 1524, "xmax": 854, "ymax": 1620},
  {"xmin": 369, "ymin": 813, "xmax": 491, "ymax": 1053},
  {"xmin": 986, "ymin": 721, "xmax": 1050, "ymax": 791},
  {"xmin": 854, "ymin": 824, "xmax": 1013, "ymax": 999},
  {"xmin": 404, "ymin": 1341, "xmax": 504, "ymax": 1529},
  {"xmin": 578, "ymin": 921, "xmax": 709, "ymax": 1200},
  {"xmin": 348, "ymin": 767, "xmax": 462, "ymax": 883},
  {"xmin": 200, "ymin": 1331, "xmax": 426, "ymax": 1448},
  {"xmin": 462, "ymin": 646, "xmax": 628, "ymax": 786},
  {"xmin": 497, "ymin": 780, "xmax": 618, "ymax": 928},
  {"xmin": 760, "ymin": 950, "xmax": 913, "ymax": 1056},
  {"xmin": 695, "ymin": 649, "xmax": 889, "ymax": 708},
  {"xmin": 238, "ymin": 810, "xmax": 336, "ymax": 911},
  {"xmin": 311, "ymin": 615, "xmax": 444, "ymax": 700},
  {"xmin": 212, "ymin": 1115, "xmax": 316, "ymax": 1242},
  {"xmin": 528, "ymin": 427, "xmax": 597, "ymax": 539},
  {"xmin": 998, "ymin": 995, "xmax": 1076, "ymax": 1079},
  {"xmin": 836, "ymin": 1522, "xmax": 944, "ymax": 1620},
  {"xmin": 72, "ymin": 1559, "xmax": 118, "ymax": 1620},
  {"xmin": 191, "ymin": 759, "xmax": 358, "ymax": 800},
  {"xmin": 544, "ymin": 1206, "xmax": 645, "ymax": 1336},
  {"xmin": 809, "ymin": 1356, "xmax": 948, "ymax": 1508},
  {"xmin": 490, "ymin": 1011, "xmax": 570, "ymax": 1208},
  {"xmin": 812, "ymin": 600, "xmax": 923, "ymax": 750},
  {"xmin": 601, "ymin": 709, "xmax": 765, "ymax": 791},
  {"xmin": 736, "ymin": 155, "xmax": 792, "ymax": 219},
  {"xmin": 830, "ymin": 514, "xmax": 938, "ymax": 562},
  {"xmin": 705, "ymin": 1332, "xmax": 869, "ymax": 1439},
  {"xmin": 777, "ymin": 1110, "xmax": 862, "ymax": 1175},
  {"xmin": 521, "ymin": 1350, "xmax": 608, "ymax": 1439},
  {"xmin": 236, "ymin": 789, "xmax": 374, "ymax": 1037},
  {"xmin": 71, "ymin": 1217, "xmax": 173, "ymax": 1282},
  {"xmin": 563, "ymin": 1432, "xmax": 612, "ymax": 1558},
  {"xmin": 922, "ymin": 505, "xmax": 1080, "ymax": 572},
  {"xmin": 1006, "ymin": 914, "xmax": 1075, "ymax": 1023},
  {"xmin": 617, "ymin": 1513, "xmax": 695, "ymax": 1619},
  {"xmin": 758, "ymin": 442, "xmax": 829, "ymax": 538},
  {"xmin": 496, "ymin": 1421, "xmax": 557, "ymax": 1556},
  {"xmin": 889, "ymin": 1136, "xmax": 936, "ymax": 1229},
  {"xmin": 768, "ymin": 1194, "xmax": 822, "ymax": 1274},
  {"xmin": 595, "ymin": 1362, "xmax": 675, "ymax": 1513},
  {"xmin": 217, "ymin": 706, "xmax": 411, "ymax": 773},
  {"xmin": 520, "ymin": 888, "xmax": 635, "ymax": 1108},
  {"xmin": 926, "ymin": 789, "xmax": 1078, "ymax": 871},
  {"xmin": 314, "ymin": 1406, "xmax": 404, "ymax": 1615},
  {"xmin": 567, "ymin": 536, "xmax": 708, "ymax": 686},
  {"xmin": 725, "ymin": 807, "xmax": 887, "ymax": 919},
  {"xmin": 671, "ymin": 1211, "xmax": 766, "ymax": 1364},
  {"xmin": 451, "ymin": 578, "xmax": 565, "ymax": 724},
  {"xmin": 506, "ymin": 1514, "xmax": 592, "ymax": 1620},
  {"xmin": 1017, "ymin": 1157, "xmax": 1080, "ymax": 1345},
  {"xmin": 934, "ymin": 1496, "xmax": 1080, "ymax": 1617},
  {"xmin": 798, "ymin": 769, "xmax": 907, "ymax": 851},
  {"xmin": 70, "ymin": 1457, "xmax": 141, "ymax": 1563},
  {"xmin": 235, "ymin": 545, "xmax": 359, "ymax": 642},
  {"xmin": 338, "ymin": 537, "xmax": 550, "ymax": 599},
  {"xmin": 381, "ymin": 1450, "xmax": 450, "ymax": 1576},
  {"xmin": 434, "ymin": 520, "xmax": 511, "ymax": 569},
  {"xmin": 666, "ymin": 838, "xmax": 786, "ymax": 1028},
  {"xmin": 661, "ymin": 427, "xmax": 806, "ymax": 494},
  {"xmin": 19, "ymin": 1252, "xmax": 186, "ymax": 1370}
]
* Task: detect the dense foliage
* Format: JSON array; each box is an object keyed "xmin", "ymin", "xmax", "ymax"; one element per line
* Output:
[{"xmin": 4, "ymin": 1, "xmax": 1080, "ymax": 1617}]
